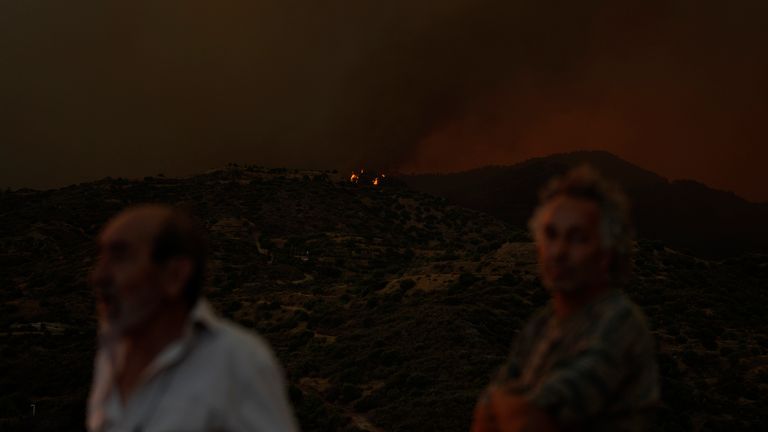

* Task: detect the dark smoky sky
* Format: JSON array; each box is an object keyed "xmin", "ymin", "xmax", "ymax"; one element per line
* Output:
[{"xmin": 1, "ymin": 1, "xmax": 766, "ymax": 201}]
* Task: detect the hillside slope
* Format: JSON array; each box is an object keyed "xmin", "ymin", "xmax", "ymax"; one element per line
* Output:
[{"xmin": 0, "ymin": 165, "xmax": 766, "ymax": 431}]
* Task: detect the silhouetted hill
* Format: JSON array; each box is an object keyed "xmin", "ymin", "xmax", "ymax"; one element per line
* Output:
[
  {"xmin": 0, "ymin": 165, "xmax": 766, "ymax": 431},
  {"xmin": 400, "ymin": 151, "xmax": 768, "ymax": 258}
]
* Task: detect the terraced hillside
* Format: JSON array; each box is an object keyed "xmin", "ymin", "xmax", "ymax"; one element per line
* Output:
[{"xmin": 0, "ymin": 165, "xmax": 766, "ymax": 431}]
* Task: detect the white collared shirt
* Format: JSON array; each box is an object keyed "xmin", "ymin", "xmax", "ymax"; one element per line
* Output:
[{"xmin": 87, "ymin": 300, "xmax": 300, "ymax": 432}]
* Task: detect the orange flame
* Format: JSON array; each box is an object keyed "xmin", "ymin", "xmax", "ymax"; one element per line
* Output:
[{"xmin": 350, "ymin": 169, "xmax": 385, "ymax": 186}]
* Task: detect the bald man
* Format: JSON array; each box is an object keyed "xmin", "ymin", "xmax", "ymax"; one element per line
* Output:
[{"xmin": 87, "ymin": 205, "xmax": 299, "ymax": 432}]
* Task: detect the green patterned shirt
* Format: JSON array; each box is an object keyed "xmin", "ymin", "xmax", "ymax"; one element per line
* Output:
[{"xmin": 495, "ymin": 289, "xmax": 660, "ymax": 431}]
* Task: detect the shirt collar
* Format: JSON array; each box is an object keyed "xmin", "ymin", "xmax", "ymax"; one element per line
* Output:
[
  {"xmin": 188, "ymin": 298, "xmax": 220, "ymax": 332},
  {"xmin": 102, "ymin": 299, "xmax": 220, "ymax": 402},
  {"xmin": 141, "ymin": 299, "xmax": 219, "ymax": 376},
  {"xmin": 88, "ymin": 299, "xmax": 222, "ymax": 431}
]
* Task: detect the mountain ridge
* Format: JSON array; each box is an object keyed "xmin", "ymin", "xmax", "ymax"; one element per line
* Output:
[{"xmin": 400, "ymin": 151, "xmax": 768, "ymax": 258}]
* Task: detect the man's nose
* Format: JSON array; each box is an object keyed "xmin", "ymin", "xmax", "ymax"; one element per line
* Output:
[{"xmin": 549, "ymin": 238, "xmax": 568, "ymax": 260}]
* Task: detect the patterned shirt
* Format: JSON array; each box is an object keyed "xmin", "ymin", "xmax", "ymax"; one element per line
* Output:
[
  {"xmin": 87, "ymin": 299, "xmax": 300, "ymax": 432},
  {"xmin": 495, "ymin": 289, "xmax": 660, "ymax": 431}
]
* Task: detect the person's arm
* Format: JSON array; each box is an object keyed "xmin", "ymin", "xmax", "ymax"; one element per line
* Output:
[
  {"xmin": 495, "ymin": 308, "xmax": 550, "ymax": 384},
  {"xmin": 488, "ymin": 388, "xmax": 557, "ymax": 432},
  {"xmin": 226, "ymin": 340, "xmax": 300, "ymax": 432},
  {"xmin": 471, "ymin": 391, "xmax": 497, "ymax": 432},
  {"xmin": 523, "ymin": 307, "xmax": 650, "ymax": 427},
  {"xmin": 471, "ymin": 309, "xmax": 549, "ymax": 432},
  {"xmin": 231, "ymin": 361, "xmax": 299, "ymax": 432}
]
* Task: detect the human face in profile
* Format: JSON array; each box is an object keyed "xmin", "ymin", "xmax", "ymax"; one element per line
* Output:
[{"xmin": 90, "ymin": 208, "xmax": 169, "ymax": 336}]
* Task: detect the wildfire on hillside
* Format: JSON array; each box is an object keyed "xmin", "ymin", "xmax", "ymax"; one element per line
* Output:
[{"xmin": 350, "ymin": 169, "xmax": 386, "ymax": 186}]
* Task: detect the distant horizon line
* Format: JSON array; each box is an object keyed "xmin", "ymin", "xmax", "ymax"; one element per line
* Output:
[{"xmin": 2, "ymin": 150, "xmax": 766, "ymax": 205}]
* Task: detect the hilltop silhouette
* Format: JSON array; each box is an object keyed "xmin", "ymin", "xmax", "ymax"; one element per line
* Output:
[{"xmin": 401, "ymin": 151, "xmax": 768, "ymax": 258}]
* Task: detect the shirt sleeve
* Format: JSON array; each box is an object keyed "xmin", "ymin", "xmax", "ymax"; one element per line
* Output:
[
  {"xmin": 525, "ymin": 305, "xmax": 655, "ymax": 427},
  {"xmin": 226, "ymin": 342, "xmax": 300, "ymax": 432},
  {"xmin": 496, "ymin": 307, "xmax": 550, "ymax": 384}
]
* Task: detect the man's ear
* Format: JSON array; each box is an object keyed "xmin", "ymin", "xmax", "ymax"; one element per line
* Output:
[{"xmin": 162, "ymin": 257, "xmax": 193, "ymax": 301}]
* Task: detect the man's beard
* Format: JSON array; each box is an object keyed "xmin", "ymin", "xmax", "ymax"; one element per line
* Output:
[
  {"xmin": 541, "ymin": 268, "xmax": 587, "ymax": 295},
  {"xmin": 95, "ymin": 283, "xmax": 169, "ymax": 377},
  {"xmin": 97, "ymin": 286, "xmax": 166, "ymax": 340},
  {"xmin": 543, "ymin": 279, "xmax": 583, "ymax": 294}
]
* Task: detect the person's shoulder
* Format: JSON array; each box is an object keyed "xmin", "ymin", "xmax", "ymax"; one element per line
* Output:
[
  {"xmin": 595, "ymin": 290, "xmax": 654, "ymax": 346},
  {"xmin": 518, "ymin": 303, "xmax": 554, "ymax": 340},
  {"xmin": 192, "ymin": 299, "xmax": 280, "ymax": 368},
  {"xmin": 595, "ymin": 289, "xmax": 646, "ymax": 322},
  {"xmin": 613, "ymin": 290, "xmax": 651, "ymax": 327},
  {"xmin": 211, "ymin": 318, "xmax": 281, "ymax": 369}
]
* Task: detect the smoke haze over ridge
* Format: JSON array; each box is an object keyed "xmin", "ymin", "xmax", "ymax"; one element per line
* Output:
[{"xmin": 1, "ymin": 0, "xmax": 766, "ymax": 201}]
